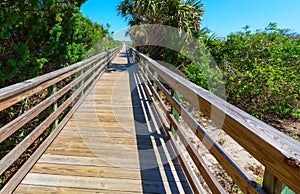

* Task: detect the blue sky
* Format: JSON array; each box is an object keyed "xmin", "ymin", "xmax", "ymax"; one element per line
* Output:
[{"xmin": 81, "ymin": 0, "xmax": 300, "ymax": 40}]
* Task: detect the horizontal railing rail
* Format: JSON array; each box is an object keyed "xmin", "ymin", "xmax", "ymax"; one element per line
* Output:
[
  {"xmin": 129, "ymin": 47, "xmax": 300, "ymax": 194},
  {"xmin": 0, "ymin": 47, "xmax": 120, "ymax": 193}
]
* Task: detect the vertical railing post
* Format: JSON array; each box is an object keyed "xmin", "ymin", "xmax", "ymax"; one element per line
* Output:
[
  {"xmin": 153, "ymin": 72, "xmax": 158, "ymax": 101},
  {"xmin": 171, "ymin": 89, "xmax": 180, "ymax": 139},
  {"xmin": 263, "ymin": 168, "xmax": 295, "ymax": 194},
  {"xmin": 48, "ymin": 84, "xmax": 58, "ymax": 130},
  {"xmin": 144, "ymin": 61, "xmax": 150, "ymax": 86},
  {"xmin": 77, "ymin": 66, "xmax": 84, "ymax": 98},
  {"xmin": 92, "ymin": 61, "xmax": 97, "ymax": 85}
]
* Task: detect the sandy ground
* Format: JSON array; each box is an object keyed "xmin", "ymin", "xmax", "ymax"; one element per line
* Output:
[{"xmin": 177, "ymin": 108, "xmax": 264, "ymax": 193}]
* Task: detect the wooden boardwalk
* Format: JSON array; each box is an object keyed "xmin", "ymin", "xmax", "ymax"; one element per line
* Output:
[{"xmin": 13, "ymin": 48, "xmax": 191, "ymax": 193}]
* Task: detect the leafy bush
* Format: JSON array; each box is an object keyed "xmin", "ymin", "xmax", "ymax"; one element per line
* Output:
[
  {"xmin": 180, "ymin": 39, "xmax": 225, "ymax": 97},
  {"xmin": 208, "ymin": 23, "xmax": 299, "ymax": 120},
  {"xmin": 0, "ymin": 0, "xmax": 108, "ymax": 88}
]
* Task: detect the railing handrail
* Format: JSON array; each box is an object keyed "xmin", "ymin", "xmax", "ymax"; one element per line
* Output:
[
  {"xmin": 0, "ymin": 46, "xmax": 120, "ymax": 193},
  {"xmin": 129, "ymin": 47, "xmax": 300, "ymax": 193},
  {"xmin": 0, "ymin": 48, "xmax": 118, "ymax": 112},
  {"xmin": 0, "ymin": 50, "xmax": 107, "ymax": 99}
]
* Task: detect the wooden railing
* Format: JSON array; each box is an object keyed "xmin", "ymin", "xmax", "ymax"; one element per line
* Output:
[
  {"xmin": 0, "ymin": 47, "xmax": 120, "ymax": 193},
  {"xmin": 129, "ymin": 47, "xmax": 300, "ymax": 194}
]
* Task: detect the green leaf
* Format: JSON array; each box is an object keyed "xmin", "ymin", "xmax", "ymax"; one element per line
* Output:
[
  {"xmin": 267, "ymin": 81, "xmax": 274, "ymax": 86},
  {"xmin": 19, "ymin": 130, "xmax": 25, "ymax": 137}
]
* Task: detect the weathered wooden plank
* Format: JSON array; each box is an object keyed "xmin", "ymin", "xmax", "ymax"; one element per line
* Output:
[
  {"xmin": 31, "ymin": 163, "xmax": 141, "ymax": 179},
  {"xmin": 62, "ymin": 125, "xmax": 137, "ymax": 133},
  {"xmin": 59, "ymin": 130, "xmax": 137, "ymax": 139},
  {"xmin": 59, "ymin": 127, "xmax": 167, "ymax": 140},
  {"xmin": 21, "ymin": 173, "xmax": 189, "ymax": 193},
  {"xmin": 53, "ymin": 136, "xmax": 139, "ymax": 145},
  {"xmin": 78, "ymin": 112, "xmax": 150, "ymax": 119},
  {"xmin": 82, "ymin": 100, "xmax": 132, "ymax": 105},
  {"xmin": 48, "ymin": 141, "xmax": 176, "ymax": 155},
  {"xmin": 44, "ymin": 147, "xmax": 96, "ymax": 157},
  {"xmin": 82, "ymin": 96, "xmax": 135, "ymax": 104},
  {"xmin": 49, "ymin": 140, "xmax": 138, "ymax": 151},
  {"xmin": 38, "ymin": 154, "xmax": 109, "ymax": 166},
  {"xmin": 78, "ymin": 103, "xmax": 143, "ymax": 108},
  {"xmin": 63, "ymin": 124, "xmax": 137, "ymax": 132},
  {"xmin": 14, "ymin": 184, "xmax": 138, "ymax": 194},
  {"xmin": 37, "ymin": 154, "xmax": 181, "ymax": 170},
  {"xmin": 21, "ymin": 173, "xmax": 143, "ymax": 192},
  {"xmin": 101, "ymin": 110, "xmax": 150, "ymax": 120},
  {"xmin": 30, "ymin": 163, "xmax": 186, "ymax": 183},
  {"xmin": 99, "ymin": 79, "xmax": 136, "ymax": 84},
  {"xmin": 76, "ymin": 106, "xmax": 134, "ymax": 112},
  {"xmin": 63, "ymin": 123, "xmax": 137, "ymax": 132},
  {"xmin": 45, "ymin": 147, "xmax": 141, "ymax": 158}
]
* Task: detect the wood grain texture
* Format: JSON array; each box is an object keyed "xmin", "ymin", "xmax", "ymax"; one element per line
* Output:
[
  {"xmin": 14, "ymin": 184, "xmax": 138, "ymax": 194},
  {"xmin": 1, "ymin": 48, "xmax": 120, "ymax": 194},
  {"xmin": 13, "ymin": 47, "xmax": 190, "ymax": 194}
]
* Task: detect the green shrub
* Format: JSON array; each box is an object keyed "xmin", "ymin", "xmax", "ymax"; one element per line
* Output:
[{"xmin": 209, "ymin": 23, "xmax": 299, "ymax": 120}]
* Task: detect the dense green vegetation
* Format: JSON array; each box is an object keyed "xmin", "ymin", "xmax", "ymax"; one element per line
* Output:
[
  {"xmin": 0, "ymin": 0, "xmax": 112, "ymax": 88},
  {"xmin": 118, "ymin": 0, "xmax": 299, "ymax": 122},
  {"xmin": 208, "ymin": 24, "xmax": 299, "ymax": 120},
  {"xmin": 181, "ymin": 23, "xmax": 299, "ymax": 120}
]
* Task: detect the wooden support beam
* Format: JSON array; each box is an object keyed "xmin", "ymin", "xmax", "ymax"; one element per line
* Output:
[
  {"xmin": 48, "ymin": 83, "xmax": 58, "ymax": 130},
  {"xmin": 263, "ymin": 168, "xmax": 295, "ymax": 194}
]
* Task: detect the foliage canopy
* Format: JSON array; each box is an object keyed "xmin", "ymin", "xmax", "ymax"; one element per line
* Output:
[
  {"xmin": 0, "ymin": 0, "xmax": 107, "ymax": 87},
  {"xmin": 186, "ymin": 23, "xmax": 300, "ymax": 120}
]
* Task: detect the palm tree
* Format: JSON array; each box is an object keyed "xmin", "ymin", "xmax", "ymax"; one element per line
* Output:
[
  {"xmin": 117, "ymin": 0, "xmax": 204, "ymax": 34},
  {"xmin": 117, "ymin": 0, "xmax": 204, "ymax": 60}
]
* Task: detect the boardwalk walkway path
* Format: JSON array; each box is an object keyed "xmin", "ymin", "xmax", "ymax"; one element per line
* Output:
[{"xmin": 13, "ymin": 47, "xmax": 191, "ymax": 193}]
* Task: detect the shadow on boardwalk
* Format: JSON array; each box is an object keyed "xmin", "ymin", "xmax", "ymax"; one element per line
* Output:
[{"xmin": 105, "ymin": 49, "xmax": 192, "ymax": 193}]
